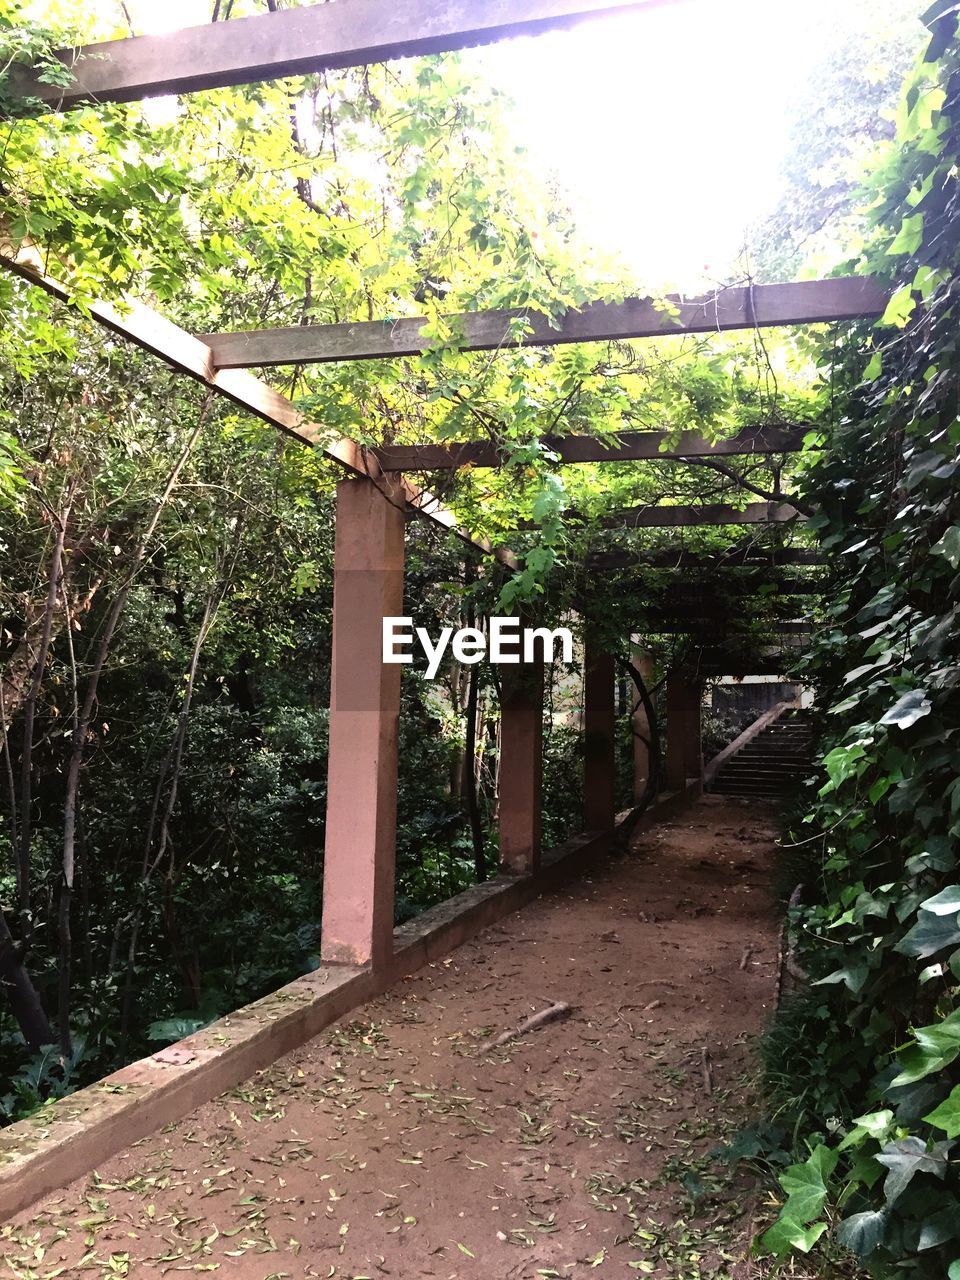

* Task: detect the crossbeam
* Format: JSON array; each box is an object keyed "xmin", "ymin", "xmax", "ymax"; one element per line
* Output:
[
  {"xmin": 596, "ymin": 500, "xmax": 803, "ymax": 529},
  {"xmin": 638, "ymin": 618, "xmax": 813, "ymax": 634},
  {"xmin": 373, "ymin": 424, "xmax": 805, "ymax": 471},
  {"xmin": 0, "ymin": 244, "xmax": 515, "ymax": 561},
  {"xmin": 629, "ymin": 578, "xmax": 824, "ymax": 596},
  {"xmin": 10, "ymin": 0, "xmax": 679, "ymax": 112},
  {"xmin": 584, "ymin": 547, "xmax": 824, "ymax": 569},
  {"xmin": 200, "ymin": 278, "xmax": 887, "ymax": 368},
  {"xmin": 521, "ymin": 500, "xmax": 803, "ymax": 531},
  {"xmin": 701, "ymin": 655, "xmax": 806, "ymax": 675}
]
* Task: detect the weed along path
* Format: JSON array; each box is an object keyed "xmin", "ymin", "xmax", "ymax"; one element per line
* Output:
[{"xmin": 3, "ymin": 796, "xmax": 783, "ymax": 1279}]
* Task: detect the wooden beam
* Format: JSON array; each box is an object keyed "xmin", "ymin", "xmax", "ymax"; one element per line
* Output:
[
  {"xmin": 596, "ymin": 500, "xmax": 803, "ymax": 530},
  {"xmin": 200, "ymin": 277, "xmax": 888, "ymax": 368},
  {"xmin": 584, "ymin": 547, "xmax": 825, "ymax": 569},
  {"xmin": 654, "ymin": 578, "xmax": 823, "ymax": 596},
  {"xmin": 701, "ymin": 655, "xmax": 806, "ymax": 676},
  {"xmin": 639, "ymin": 618, "xmax": 813, "ymax": 635},
  {"xmin": 10, "ymin": 0, "xmax": 678, "ymax": 112},
  {"xmin": 521, "ymin": 500, "xmax": 803, "ymax": 531},
  {"xmin": 373, "ymin": 424, "xmax": 806, "ymax": 471},
  {"xmin": 0, "ymin": 243, "xmax": 513, "ymax": 561}
]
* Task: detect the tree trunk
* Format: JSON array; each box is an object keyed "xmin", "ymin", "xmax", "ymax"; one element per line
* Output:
[
  {"xmin": 19, "ymin": 494, "xmax": 73, "ymax": 934},
  {"xmin": 59, "ymin": 408, "xmax": 209, "ymax": 1056},
  {"xmin": 463, "ymin": 657, "xmax": 486, "ymax": 882},
  {"xmin": 0, "ymin": 911, "xmax": 53, "ymax": 1049},
  {"xmin": 1, "ymin": 542, "xmax": 100, "ymax": 734},
  {"xmin": 612, "ymin": 658, "xmax": 662, "ymax": 851}
]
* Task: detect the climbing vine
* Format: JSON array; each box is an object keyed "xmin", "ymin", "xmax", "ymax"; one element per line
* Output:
[{"xmin": 760, "ymin": 5, "xmax": 960, "ymax": 1273}]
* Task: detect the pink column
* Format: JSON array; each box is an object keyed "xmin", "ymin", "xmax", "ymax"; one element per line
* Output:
[
  {"xmin": 583, "ymin": 637, "xmax": 616, "ymax": 830},
  {"xmin": 321, "ymin": 476, "xmax": 405, "ymax": 969},
  {"xmin": 684, "ymin": 678, "xmax": 704, "ymax": 781},
  {"xmin": 666, "ymin": 669, "xmax": 702, "ymax": 790},
  {"xmin": 498, "ymin": 662, "xmax": 543, "ymax": 875},
  {"xmin": 664, "ymin": 669, "xmax": 688, "ymax": 791}
]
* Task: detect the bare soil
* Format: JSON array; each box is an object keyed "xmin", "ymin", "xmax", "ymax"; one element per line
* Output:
[{"xmin": 3, "ymin": 795, "xmax": 787, "ymax": 1279}]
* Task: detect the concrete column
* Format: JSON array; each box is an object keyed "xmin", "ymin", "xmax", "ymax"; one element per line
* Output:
[
  {"xmin": 321, "ymin": 476, "xmax": 405, "ymax": 969},
  {"xmin": 666, "ymin": 668, "xmax": 703, "ymax": 790},
  {"xmin": 665, "ymin": 669, "xmax": 688, "ymax": 791},
  {"xmin": 684, "ymin": 679, "xmax": 704, "ymax": 781},
  {"xmin": 583, "ymin": 636, "xmax": 616, "ymax": 831},
  {"xmin": 631, "ymin": 651, "xmax": 655, "ymax": 801},
  {"xmin": 498, "ymin": 662, "xmax": 543, "ymax": 875}
]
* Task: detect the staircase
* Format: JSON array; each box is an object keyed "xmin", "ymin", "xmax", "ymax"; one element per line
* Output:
[{"xmin": 707, "ymin": 708, "xmax": 814, "ymax": 800}]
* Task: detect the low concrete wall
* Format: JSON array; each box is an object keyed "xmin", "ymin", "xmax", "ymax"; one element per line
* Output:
[{"xmin": 0, "ymin": 782, "xmax": 700, "ymax": 1222}]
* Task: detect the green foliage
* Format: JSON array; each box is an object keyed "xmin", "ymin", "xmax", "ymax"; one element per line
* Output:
[
  {"xmin": 0, "ymin": 0, "xmax": 842, "ymax": 1136},
  {"xmin": 760, "ymin": 8, "xmax": 960, "ymax": 1273}
]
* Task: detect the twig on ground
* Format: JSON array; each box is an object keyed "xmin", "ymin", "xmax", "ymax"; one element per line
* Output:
[
  {"xmin": 701, "ymin": 1045, "xmax": 714, "ymax": 1095},
  {"xmin": 479, "ymin": 1001, "xmax": 571, "ymax": 1055}
]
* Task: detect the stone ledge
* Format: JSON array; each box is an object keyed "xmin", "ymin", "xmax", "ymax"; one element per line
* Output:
[{"xmin": 0, "ymin": 782, "xmax": 700, "ymax": 1222}]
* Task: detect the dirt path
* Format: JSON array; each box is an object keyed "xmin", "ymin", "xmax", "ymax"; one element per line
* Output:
[{"xmin": 2, "ymin": 796, "xmax": 783, "ymax": 1279}]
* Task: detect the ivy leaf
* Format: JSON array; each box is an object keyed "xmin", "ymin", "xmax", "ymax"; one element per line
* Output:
[
  {"xmin": 835, "ymin": 1209, "xmax": 888, "ymax": 1256},
  {"xmin": 777, "ymin": 1144, "xmax": 838, "ymax": 1223},
  {"xmin": 895, "ymin": 909, "xmax": 960, "ymax": 958},
  {"xmin": 875, "ymin": 1136, "xmax": 953, "ymax": 1205},
  {"xmin": 924, "ymin": 1084, "xmax": 960, "ymax": 1137},
  {"xmin": 760, "ymin": 1218, "xmax": 828, "ymax": 1258},
  {"xmin": 888, "ymin": 212, "xmax": 924, "ymax": 255},
  {"xmin": 891, "ymin": 1010, "xmax": 960, "ymax": 1084},
  {"xmin": 839, "ymin": 1110, "xmax": 894, "ymax": 1151},
  {"xmin": 931, "ymin": 526, "xmax": 960, "ymax": 568},
  {"xmin": 917, "ymin": 1205, "xmax": 960, "ymax": 1249},
  {"xmin": 880, "ymin": 688, "xmax": 932, "ymax": 729},
  {"xmin": 879, "ymin": 284, "xmax": 917, "ymax": 328},
  {"xmin": 813, "ymin": 963, "xmax": 869, "ymax": 993},
  {"xmin": 919, "ymin": 885, "xmax": 960, "ymax": 915}
]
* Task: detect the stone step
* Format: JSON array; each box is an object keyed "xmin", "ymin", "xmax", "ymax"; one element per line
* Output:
[{"xmin": 707, "ymin": 708, "xmax": 814, "ymax": 800}]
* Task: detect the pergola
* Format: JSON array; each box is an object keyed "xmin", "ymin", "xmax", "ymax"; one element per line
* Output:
[{"xmin": 5, "ymin": 0, "xmax": 885, "ymax": 978}]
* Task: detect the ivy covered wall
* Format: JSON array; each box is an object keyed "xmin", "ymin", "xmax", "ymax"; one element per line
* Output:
[{"xmin": 761, "ymin": 5, "xmax": 960, "ymax": 1273}]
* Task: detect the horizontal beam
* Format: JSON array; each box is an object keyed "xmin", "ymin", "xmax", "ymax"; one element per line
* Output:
[
  {"xmin": 637, "ymin": 619, "xmax": 813, "ymax": 635},
  {"xmin": 521, "ymin": 500, "xmax": 803, "ymax": 531},
  {"xmin": 632, "ymin": 578, "xmax": 824, "ymax": 596},
  {"xmin": 201, "ymin": 277, "xmax": 888, "ymax": 368},
  {"xmin": 373, "ymin": 424, "xmax": 805, "ymax": 471},
  {"xmin": 0, "ymin": 243, "xmax": 513, "ymax": 561},
  {"xmin": 595, "ymin": 500, "xmax": 803, "ymax": 530},
  {"xmin": 10, "ymin": 0, "xmax": 677, "ymax": 112},
  {"xmin": 584, "ymin": 547, "xmax": 825, "ymax": 569},
  {"xmin": 702, "ymin": 657, "xmax": 805, "ymax": 676}
]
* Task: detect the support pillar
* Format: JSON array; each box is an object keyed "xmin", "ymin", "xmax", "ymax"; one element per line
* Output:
[
  {"xmin": 583, "ymin": 635, "xmax": 616, "ymax": 831},
  {"xmin": 498, "ymin": 662, "xmax": 543, "ymax": 875},
  {"xmin": 665, "ymin": 668, "xmax": 688, "ymax": 791},
  {"xmin": 666, "ymin": 668, "xmax": 702, "ymax": 790},
  {"xmin": 683, "ymin": 678, "xmax": 703, "ymax": 782},
  {"xmin": 321, "ymin": 476, "xmax": 405, "ymax": 969}
]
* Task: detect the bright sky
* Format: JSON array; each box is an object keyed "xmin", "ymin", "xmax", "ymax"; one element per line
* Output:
[
  {"xmin": 470, "ymin": 0, "xmax": 863, "ymax": 288},
  {"xmin": 123, "ymin": 0, "xmax": 923, "ymax": 291}
]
